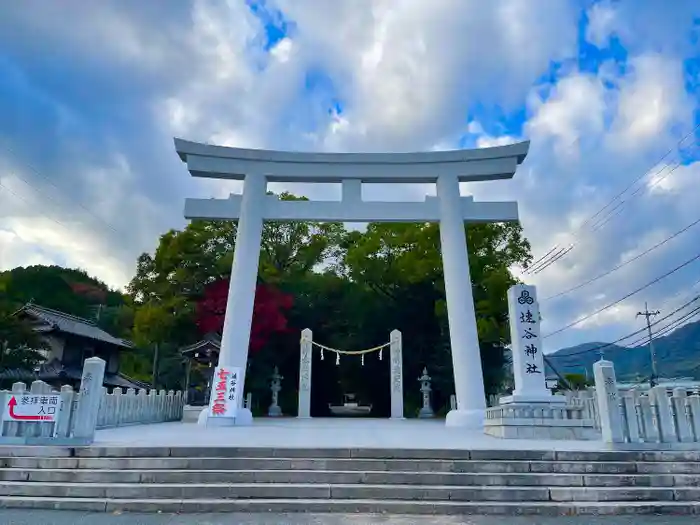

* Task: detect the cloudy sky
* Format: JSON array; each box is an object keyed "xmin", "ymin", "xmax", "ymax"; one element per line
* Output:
[{"xmin": 1, "ymin": 0, "xmax": 699, "ymax": 352}]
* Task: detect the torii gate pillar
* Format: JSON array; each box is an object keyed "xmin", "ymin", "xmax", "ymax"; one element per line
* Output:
[
  {"xmin": 197, "ymin": 174, "xmax": 266, "ymax": 426},
  {"xmin": 176, "ymin": 138, "xmax": 529, "ymax": 428},
  {"xmin": 437, "ymin": 174, "xmax": 486, "ymax": 427}
]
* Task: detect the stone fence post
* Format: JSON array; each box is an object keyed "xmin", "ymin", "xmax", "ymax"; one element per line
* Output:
[
  {"xmin": 71, "ymin": 357, "xmax": 106, "ymax": 442},
  {"xmin": 593, "ymin": 360, "xmax": 625, "ymax": 443}
]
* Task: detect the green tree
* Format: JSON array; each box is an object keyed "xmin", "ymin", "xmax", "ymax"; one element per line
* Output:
[
  {"xmin": 125, "ymin": 192, "xmax": 344, "ymax": 391},
  {"xmin": 0, "ymin": 265, "xmax": 124, "ymax": 317},
  {"xmin": 0, "ymin": 306, "xmax": 48, "ymax": 373},
  {"xmin": 123, "ymin": 192, "xmax": 532, "ymax": 416},
  {"xmin": 342, "ymin": 221, "xmax": 531, "ymax": 404},
  {"xmin": 562, "ymin": 373, "xmax": 593, "ymax": 391}
]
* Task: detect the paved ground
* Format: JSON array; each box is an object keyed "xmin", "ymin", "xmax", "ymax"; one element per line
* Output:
[
  {"xmin": 94, "ymin": 417, "xmax": 609, "ymax": 451},
  {"xmin": 0, "ymin": 512, "xmax": 697, "ymax": 525}
]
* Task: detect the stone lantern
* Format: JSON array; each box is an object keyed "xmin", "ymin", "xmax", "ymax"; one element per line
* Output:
[
  {"xmin": 418, "ymin": 367, "xmax": 434, "ymax": 418},
  {"xmin": 268, "ymin": 366, "xmax": 283, "ymax": 417}
]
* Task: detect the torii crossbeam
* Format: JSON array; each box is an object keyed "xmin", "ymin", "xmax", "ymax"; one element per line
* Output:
[{"xmin": 176, "ymin": 138, "xmax": 530, "ymax": 428}]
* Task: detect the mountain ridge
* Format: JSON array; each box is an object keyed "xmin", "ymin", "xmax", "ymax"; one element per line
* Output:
[{"xmin": 549, "ymin": 318, "xmax": 700, "ymax": 380}]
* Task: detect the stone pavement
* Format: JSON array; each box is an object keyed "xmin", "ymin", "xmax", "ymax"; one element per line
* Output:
[
  {"xmin": 0, "ymin": 511, "xmax": 696, "ymax": 525},
  {"xmin": 94, "ymin": 418, "xmax": 609, "ymax": 451}
]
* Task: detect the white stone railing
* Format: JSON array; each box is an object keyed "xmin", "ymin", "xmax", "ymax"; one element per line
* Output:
[
  {"xmin": 95, "ymin": 387, "xmax": 185, "ymax": 429},
  {"xmin": 564, "ymin": 390, "xmax": 601, "ymax": 430},
  {"xmin": 485, "ymin": 404, "xmax": 589, "ymax": 421},
  {"xmin": 594, "ymin": 360, "xmax": 700, "ymax": 445},
  {"xmin": 0, "ymin": 357, "xmax": 184, "ymax": 445}
]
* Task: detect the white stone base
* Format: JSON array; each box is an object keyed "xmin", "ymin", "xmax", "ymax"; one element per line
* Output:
[
  {"xmin": 499, "ymin": 394, "xmax": 567, "ymax": 405},
  {"xmin": 183, "ymin": 405, "xmax": 203, "ymax": 423},
  {"xmin": 484, "ymin": 420, "xmax": 600, "ymax": 440},
  {"xmin": 197, "ymin": 407, "xmax": 254, "ymax": 427},
  {"xmin": 445, "ymin": 408, "xmax": 484, "ymax": 428},
  {"xmin": 484, "ymin": 401, "xmax": 598, "ymax": 441}
]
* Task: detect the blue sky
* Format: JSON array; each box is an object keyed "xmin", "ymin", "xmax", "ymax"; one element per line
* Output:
[{"xmin": 1, "ymin": 0, "xmax": 700, "ymax": 354}]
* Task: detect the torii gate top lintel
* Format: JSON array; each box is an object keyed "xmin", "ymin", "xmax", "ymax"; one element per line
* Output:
[{"xmin": 174, "ymin": 138, "xmax": 529, "ymax": 184}]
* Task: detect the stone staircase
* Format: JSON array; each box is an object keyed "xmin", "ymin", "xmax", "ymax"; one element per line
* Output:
[{"xmin": 1, "ymin": 447, "xmax": 700, "ymax": 515}]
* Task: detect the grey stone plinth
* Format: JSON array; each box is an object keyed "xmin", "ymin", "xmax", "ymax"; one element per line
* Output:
[
  {"xmin": 484, "ymin": 402, "xmax": 599, "ymax": 440},
  {"xmin": 500, "ymin": 394, "xmax": 567, "ymax": 405}
]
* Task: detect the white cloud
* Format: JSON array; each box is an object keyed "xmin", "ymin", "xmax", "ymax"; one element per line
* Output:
[
  {"xmin": 607, "ymin": 54, "xmax": 692, "ymax": 151},
  {"xmin": 270, "ymin": 37, "xmax": 294, "ymax": 63},
  {"xmin": 585, "ymin": 2, "xmax": 618, "ymax": 48},
  {"xmin": 1, "ymin": 0, "xmax": 699, "ymax": 353},
  {"xmin": 527, "ymin": 74, "xmax": 607, "ymax": 152}
]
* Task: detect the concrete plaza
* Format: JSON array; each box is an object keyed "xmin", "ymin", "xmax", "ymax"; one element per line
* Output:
[{"xmin": 92, "ymin": 417, "xmax": 607, "ymax": 451}]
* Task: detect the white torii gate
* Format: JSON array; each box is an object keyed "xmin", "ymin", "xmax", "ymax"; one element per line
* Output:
[{"xmin": 176, "ymin": 138, "xmax": 529, "ymax": 428}]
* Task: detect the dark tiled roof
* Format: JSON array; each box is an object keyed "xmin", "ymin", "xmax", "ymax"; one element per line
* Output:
[
  {"xmin": 180, "ymin": 333, "xmax": 221, "ymax": 356},
  {"xmin": 16, "ymin": 304, "xmax": 133, "ymax": 349},
  {"xmin": 0, "ymin": 359, "xmax": 150, "ymax": 390}
]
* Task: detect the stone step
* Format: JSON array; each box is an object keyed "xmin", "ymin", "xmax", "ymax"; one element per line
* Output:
[
  {"xmin": 0, "ymin": 496, "xmax": 698, "ymax": 515},
  {"xmin": 68, "ymin": 447, "xmax": 700, "ymax": 463},
  {"xmin": 1, "ymin": 481, "xmax": 699, "ymax": 503},
  {"xmin": 4, "ymin": 456, "xmax": 686, "ymax": 474},
  {"xmin": 1, "ymin": 468, "xmax": 697, "ymax": 487}
]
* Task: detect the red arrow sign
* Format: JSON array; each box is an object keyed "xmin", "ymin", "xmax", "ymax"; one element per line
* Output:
[{"xmin": 7, "ymin": 396, "xmax": 52, "ymax": 421}]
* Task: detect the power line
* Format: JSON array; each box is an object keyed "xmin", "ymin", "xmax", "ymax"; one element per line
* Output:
[
  {"xmin": 626, "ymin": 304, "xmax": 700, "ymax": 348},
  {"xmin": 547, "ymin": 295, "xmax": 700, "ymax": 360},
  {"xmin": 527, "ymin": 125, "xmax": 700, "ymax": 275},
  {"xmin": 542, "ymin": 253, "xmax": 700, "ymax": 339},
  {"xmin": 527, "ymin": 245, "xmax": 562, "ymax": 273},
  {"xmin": 543, "ymin": 216, "xmax": 700, "ymax": 301},
  {"xmin": 532, "ymin": 149, "xmax": 697, "ymax": 275},
  {"xmin": 527, "ymin": 245, "xmax": 574, "ymax": 275},
  {"xmin": 0, "ymin": 142, "xmax": 123, "ymax": 240},
  {"xmin": 588, "ymin": 160, "xmax": 691, "ymax": 233},
  {"xmin": 0, "ymin": 180, "xmax": 74, "ymax": 232},
  {"xmin": 543, "ymin": 251, "xmax": 700, "ymax": 339},
  {"xmin": 0, "ymin": 178, "xmax": 126, "ymax": 268},
  {"xmin": 527, "ymin": 291, "xmax": 700, "ymax": 384},
  {"xmin": 531, "ymin": 154, "xmax": 694, "ymax": 277}
]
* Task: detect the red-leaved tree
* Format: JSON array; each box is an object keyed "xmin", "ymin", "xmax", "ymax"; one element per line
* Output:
[{"xmin": 195, "ymin": 280, "xmax": 294, "ymax": 353}]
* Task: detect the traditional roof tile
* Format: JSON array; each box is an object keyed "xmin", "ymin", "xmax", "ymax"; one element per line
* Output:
[
  {"xmin": 16, "ymin": 303, "xmax": 133, "ymax": 349},
  {"xmin": 0, "ymin": 359, "xmax": 149, "ymax": 390}
]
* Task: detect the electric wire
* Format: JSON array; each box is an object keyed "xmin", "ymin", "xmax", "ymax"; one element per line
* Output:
[
  {"xmin": 543, "ymin": 252, "xmax": 700, "ymax": 339},
  {"xmin": 543, "ymin": 217, "xmax": 700, "ymax": 301},
  {"xmin": 526, "ymin": 124, "xmax": 700, "ymax": 275},
  {"xmin": 0, "ymin": 142, "xmax": 123, "ymax": 241},
  {"xmin": 547, "ymin": 295, "xmax": 700, "ymax": 361}
]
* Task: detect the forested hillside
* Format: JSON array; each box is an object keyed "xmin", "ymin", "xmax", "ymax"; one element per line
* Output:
[{"xmin": 549, "ymin": 320, "xmax": 700, "ymax": 380}]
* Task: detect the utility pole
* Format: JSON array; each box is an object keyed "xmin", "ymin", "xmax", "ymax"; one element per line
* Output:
[
  {"xmin": 152, "ymin": 342, "xmax": 160, "ymax": 390},
  {"xmin": 637, "ymin": 302, "xmax": 660, "ymax": 387}
]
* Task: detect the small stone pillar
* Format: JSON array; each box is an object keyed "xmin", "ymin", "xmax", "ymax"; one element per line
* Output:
[
  {"xmin": 651, "ymin": 386, "xmax": 677, "ymax": 443},
  {"xmin": 417, "ymin": 367, "xmax": 435, "ymax": 418},
  {"xmin": 72, "ymin": 357, "xmax": 107, "ymax": 442},
  {"xmin": 593, "ymin": 360, "xmax": 625, "ymax": 443},
  {"xmin": 298, "ymin": 328, "xmax": 313, "ymax": 418},
  {"xmin": 268, "ymin": 366, "xmax": 283, "ymax": 417},
  {"xmin": 390, "ymin": 330, "xmax": 404, "ymax": 419}
]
